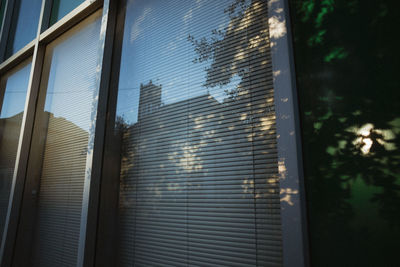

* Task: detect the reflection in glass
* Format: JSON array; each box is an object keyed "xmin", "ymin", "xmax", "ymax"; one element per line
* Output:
[
  {"xmin": 289, "ymin": 0, "xmax": 400, "ymax": 266},
  {"xmin": 5, "ymin": 0, "xmax": 41, "ymax": 58},
  {"xmin": 0, "ymin": 59, "xmax": 31, "ymax": 245},
  {"xmin": 0, "ymin": 0, "xmax": 6, "ymax": 30},
  {"xmin": 28, "ymin": 11, "xmax": 101, "ymax": 266},
  {"xmin": 114, "ymin": 0, "xmax": 281, "ymax": 266},
  {"xmin": 49, "ymin": 0, "xmax": 85, "ymax": 26}
]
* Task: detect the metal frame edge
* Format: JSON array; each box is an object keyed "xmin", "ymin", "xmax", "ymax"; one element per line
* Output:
[{"xmin": 267, "ymin": 0, "xmax": 309, "ymax": 266}]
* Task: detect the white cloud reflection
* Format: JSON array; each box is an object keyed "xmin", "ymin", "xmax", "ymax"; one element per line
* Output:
[{"xmin": 130, "ymin": 7, "xmax": 152, "ymax": 42}]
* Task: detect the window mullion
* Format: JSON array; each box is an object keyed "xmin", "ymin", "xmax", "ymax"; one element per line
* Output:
[
  {"xmin": 0, "ymin": 0, "xmax": 47, "ymax": 264},
  {"xmin": 0, "ymin": 0, "xmax": 15, "ymax": 62},
  {"xmin": 267, "ymin": 0, "xmax": 309, "ymax": 266},
  {"xmin": 77, "ymin": 0, "xmax": 117, "ymax": 266}
]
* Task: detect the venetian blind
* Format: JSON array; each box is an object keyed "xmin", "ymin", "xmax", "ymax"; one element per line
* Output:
[
  {"xmin": 28, "ymin": 11, "xmax": 101, "ymax": 267},
  {"xmin": 0, "ymin": 60, "xmax": 31, "ymax": 243},
  {"xmin": 116, "ymin": 0, "xmax": 282, "ymax": 266}
]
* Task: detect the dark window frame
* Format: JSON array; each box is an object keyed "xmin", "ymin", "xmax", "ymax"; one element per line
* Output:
[
  {"xmin": 0, "ymin": 1, "xmax": 117, "ymax": 266},
  {"xmin": 0, "ymin": 0, "xmax": 310, "ymax": 266}
]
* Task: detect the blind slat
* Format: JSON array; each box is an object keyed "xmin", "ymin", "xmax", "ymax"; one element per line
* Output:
[{"xmin": 116, "ymin": 0, "xmax": 282, "ymax": 266}]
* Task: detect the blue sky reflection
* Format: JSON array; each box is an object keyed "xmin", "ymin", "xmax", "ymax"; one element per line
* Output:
[{"xmin": 117, "ymin": 0, "xmax": 241, "ymax": 124}]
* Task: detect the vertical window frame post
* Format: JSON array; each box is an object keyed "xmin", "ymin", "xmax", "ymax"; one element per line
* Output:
[{"xmin": 267, "ymin": 0, "xmax": 310, "ymax": 266}]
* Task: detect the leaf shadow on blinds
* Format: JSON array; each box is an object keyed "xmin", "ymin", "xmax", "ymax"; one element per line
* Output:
[{"xmin": 114, "ymin": 0, "xmax": 283, "ymax": 266}]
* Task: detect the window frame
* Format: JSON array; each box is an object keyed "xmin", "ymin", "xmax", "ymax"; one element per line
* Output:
[
  {"xmin": 267, "ymin": 0, "xmax": 309, "ymax": 266},
  {"xmin": 0, "ymin": 0, "xmax": 310, "ymax": 266},
  {"xmin": 0, "ymin": 0, "xmax": 117, "ymax": 266}
]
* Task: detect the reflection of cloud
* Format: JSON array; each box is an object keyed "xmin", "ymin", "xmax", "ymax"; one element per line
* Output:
[
  {"xmin": 167, "ymin": 41, "xmax": 177, "ymax": 51},
  {"xmin": 183, "ymin": 0, "xmax": 205, "ymax": 25},
  {"xmin": 130, "ymin": 8, "xmax": 152, "ymax": 42},
  {"xmin": 183, "ymin": 9, "xmax": 193, "ymax": 24},
  {"xmin": 217, "ymin": 22, "xmax": 226, "ymax": 32}
]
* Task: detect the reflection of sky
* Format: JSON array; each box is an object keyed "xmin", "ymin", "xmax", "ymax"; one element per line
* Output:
[
  {"xmin": 117, "ymin": 0, "xmax": 241, "ymax": 124},
  {"xmin": 0, "ymin": 61, "xmax": 31, "ymax": 119},
  {"xmin": 7, "ymin": 0, "xmax": 41, "ymax": 56},
  {"xmin": 44, "ymin": 14, "xmax": 101, "ymax": 132},
  {"xmin": 50, "ymin": 0, "xmax": 85, "ymax": 25}
]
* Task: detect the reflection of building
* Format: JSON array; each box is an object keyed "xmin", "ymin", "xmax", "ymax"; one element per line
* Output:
[
  {"xmin": 29, "ymin": 112, "xmax": 89, "ymax": 266},
  {"xmin": 119, "ymin": 82, "xmax": 281, "ymax": 265},
  {"xmin": 0, "ymin": 112, "xmax": 23, "ymax": 241},
  {"xmin": 0, "ymin": 0, "xmax": 398, "ymax": 265},
  {"xmin": 138, "ymin": 81, "xmax": 162, "ymax": 119}
]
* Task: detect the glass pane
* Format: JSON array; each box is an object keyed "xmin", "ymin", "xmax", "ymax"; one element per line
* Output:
[
  {"xmin": 113, "ymin": 0, "xmax": 282, "ymax": 266},
  {"xmin": 0, "ymin": 59, "xmax": 31, "ymax": 244},
  {"xmin": 27, "ymin": 10, "xmax": 101, "ymax": 266},
  {"xmin": 0, "ymin": 0, "xmax": 6, "ymax": 30},
  {"xmin": 49, "ymin": 0, "xmax": 85, "ymax": 26},
  {"xmin": 5, "ymin": 0, "xmax": 41, "ymax": 58},
  {"xmin": 289, "ymin": 0, "xmax": 400, "ymax": 266}
]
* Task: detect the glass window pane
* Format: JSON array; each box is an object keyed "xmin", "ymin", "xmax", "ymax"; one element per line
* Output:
[
  {"xmin": 113, "ymin": 0, "xmax": 282, "ymax": 266},
  {"xmin": 27, "ymin": 10, "xmax": 101, "ymax": 266},
  {"xmin": 0, "ymin": 0, "xmax": 6, "ymax": 30},
  {"xmin": 0, "ymin": 59, "xmax": 31, "ymax": 243},
  {"xmin": 5, "ymin": 0, "xmax": 41, "ymax": 58},
  {"xmin": 49, "ymin": 0, "xmax": 85, "ymax": 26},
  {"xmin": 289, "ymin": 0, "xmax": 400, "ymax": 266}
]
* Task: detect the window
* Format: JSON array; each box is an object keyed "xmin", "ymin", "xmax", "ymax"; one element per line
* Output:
[
  {"xmin": 0, "ymin": 59, "xmax": 31, "ymax": 243},
  {"xmin": 110, "ymin": 0, "xmax": 282, "ymax": 266},
  {"xmin": 0, "ymin": 0, "xmax": 329, "ymax": 266},
  {"xmin": 23, "ymin": 11, "xmax": 102, "ymax": 266},
  {"xmin": 5, "ymin": 0, "xmax": 41, "ymax": 58},
  {"xmin": 0, "ymin": 1, "xmax": 6, "ymax": 30},
  {"xmin": 290, "ymin": 0, "xmax": 400, "ymax": 265},
  {"xmin": 49, "ymin": 0, "xmax": 85, "ymax": 26}
]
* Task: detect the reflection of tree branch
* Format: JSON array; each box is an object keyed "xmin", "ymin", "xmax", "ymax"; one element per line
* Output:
[
  {"xmin": 189, "ymin": 0, "xmax": 271, "ymax": 105},
  {"xmin": 291, "ymin": 0, "xmax": 400, "ymax": 264}
]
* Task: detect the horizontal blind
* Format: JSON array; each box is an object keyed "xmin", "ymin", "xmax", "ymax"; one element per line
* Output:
[
  {"xmin": 116, "ymin": 0, "xmax": 282, "ymax": 266},
  {"xmin": 29, "ymin": 12, "xmax": 101, "ymax": 267},
  {"xmin": 0, "ymin": 61, "xmax": 31, "ymax": 243}
]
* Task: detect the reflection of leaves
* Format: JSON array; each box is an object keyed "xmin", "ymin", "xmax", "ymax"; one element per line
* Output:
[
  {"xmin": 115, "ymin": 115, "xmax": 129, "ymax": 132},
  {"xmin": 115, "ymin": 115, "xmax": 129, "ymax": 158},
  {"xmin": 118, "ymin": 1, "xmax": 282, "ymax": 263},
  {"xmin": 291, "ymin": 0, "xmax": 400, "ymax": 265},
  {"xmin": 295, "ymin": 0, "xmax": 334, "ymax": 46},
  {"xmin": 224, "ymin": 0, "xmax": 250, "ymax": 18},
  {"xmin": 324, "ymin": 46, "xmax": 348, "ymax": 62},
  {"xmin": 187, "ymin": 35, "xmax": 215, "ymax": 63},
  {"xmin": 189, "ymin": 0, "xmax": 270, "ymax": 102}
]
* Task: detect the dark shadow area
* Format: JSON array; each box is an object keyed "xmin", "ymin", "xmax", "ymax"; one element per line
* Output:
[{"xmin": 289, "ymin": 0, "xmax": 400, "ymax": 265}]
